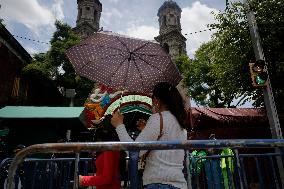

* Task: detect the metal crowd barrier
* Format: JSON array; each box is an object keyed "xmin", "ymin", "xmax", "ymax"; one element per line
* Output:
[
  {"xmin": 0, "ymin": 157, "xmax": 98, "ymax": 189},
  {"xmin": 190, "ymin": 153, "xmax": 284, "ymax": 189},
  {"xmin": 3, "ymin": 139, "xmax": 284, "ymax": 189},
  {"xmin": 1, "ymin": 156, "xmax": 129, "ymax": 189}
]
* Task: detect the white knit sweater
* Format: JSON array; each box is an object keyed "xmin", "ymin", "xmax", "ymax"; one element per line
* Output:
[{"xmin": 115, "ymin": 111, "xmax": 187, "ymax": 189}]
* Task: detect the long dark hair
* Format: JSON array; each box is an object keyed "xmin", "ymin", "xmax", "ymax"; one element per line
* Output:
[{"xmin": 152, "ymin": 82, "xmax": 190, "ymax": 129}]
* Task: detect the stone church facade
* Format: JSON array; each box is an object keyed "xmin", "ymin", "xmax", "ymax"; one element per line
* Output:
[
  {"xmin": 155, "ymin": 0, "xmax": 187, "ymax": 60},
  {"xmin": 73, "ymin": 0, "xmax": 102, "ymax": 39}
]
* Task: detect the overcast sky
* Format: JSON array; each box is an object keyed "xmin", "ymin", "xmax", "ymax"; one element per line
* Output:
[{"xmin": 0, "ymin": 0, "xmax": 226, "ymax": 57}]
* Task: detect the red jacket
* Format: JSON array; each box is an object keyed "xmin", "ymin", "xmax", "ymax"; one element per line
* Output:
[{"xmin": 80, "ymin": 151, "xmax": 121, "ymax": 189}]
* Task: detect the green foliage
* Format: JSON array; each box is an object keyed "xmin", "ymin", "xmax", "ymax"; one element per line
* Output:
[
  {"xmin": 23, "ymin": 21, "xmax": 94, "ymax": 106},
  {"xmin": 47, "ymin": 20, "xmax": 94, "ymax": 106},
  {"xmin": 177, "ymin": 42, "xmax": 248, "ymax": 107},
  {"xmin": 175, "ymin": 54, "xmax": 191, "ymax": 72},
  {"xmin": 74, "ymin": 76, "xmax": 96, "ymax": 105},
  {"xmin": 180, "ymin": 0, "xmax": 284, "ymax": 109},
  {"xmin": 252, "ymin": 0, "xmax": 284, "ymax": 111},
  {"xmin": 22, "ymin": 53, "xmax": 64, "ymax": 106},
  {"xmin": 48, "ymin": 20, "xmax": 80, "ymax": 71},
  {"xmin": 22, "ymin": 53, "xmax": 51, "ymax": 79}
]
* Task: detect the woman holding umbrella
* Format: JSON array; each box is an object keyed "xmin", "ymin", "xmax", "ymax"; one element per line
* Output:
[{"xmin": 111, "ymin": 82, "xmax": 190, "ymax": 189}]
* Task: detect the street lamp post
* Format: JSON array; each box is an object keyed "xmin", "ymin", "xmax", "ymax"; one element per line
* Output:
[
  {"xmin": 243, "ymin": 0, "xmax": 282, "ymax": 139},
  {"xmin": 243, "ymin": 1, "xmax": 284, "ymax": 188}
]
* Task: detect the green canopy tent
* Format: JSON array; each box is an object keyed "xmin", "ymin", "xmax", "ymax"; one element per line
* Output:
[{"xmin": 0, "ymin": 106, "xmax": 88, "ymax": 151}]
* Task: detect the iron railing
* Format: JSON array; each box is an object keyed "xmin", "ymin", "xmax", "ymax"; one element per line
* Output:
[
  {"xmin": 3, "ymin": 139, "xmax": 284, "ymax": 189},
  {"xmin": 1, "ymin": 157, "xmax": 98, "ymax": 189}
]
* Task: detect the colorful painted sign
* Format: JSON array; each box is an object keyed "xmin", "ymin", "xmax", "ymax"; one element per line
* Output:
[
  {"xmin": 83, "ymin": 84, "xmax": 152, "ymax": 128},
  {"xmin": 104, "ymin": 94, "xmax": 152, "ymax": 115}
]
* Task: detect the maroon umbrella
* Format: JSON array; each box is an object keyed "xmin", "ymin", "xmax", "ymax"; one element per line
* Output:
[{"xmin": 66, "ymin": 31, "xmax": 182, "ymax": 93}]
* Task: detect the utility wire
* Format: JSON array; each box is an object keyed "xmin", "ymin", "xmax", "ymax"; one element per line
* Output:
[
  {"xmin": 11, "ymin": 27, "xmax": 218, "ymax": 46},
  {"xmin": 12, "ymin": 35, "xmax": 50, "ymax": 45},
  {"xmin": 184, "ymin": 27, "xmax": 217, "ymax": 36}
]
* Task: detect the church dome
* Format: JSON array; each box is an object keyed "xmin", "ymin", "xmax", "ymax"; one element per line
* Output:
[{"xmin": 158, "ymin": 0, "xmax": 182, "ymax": 15}]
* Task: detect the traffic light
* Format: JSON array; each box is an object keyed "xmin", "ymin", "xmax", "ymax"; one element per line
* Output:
[{"xmin": 249, "ymin": 59, "xmax": 268, "ymax": 87}]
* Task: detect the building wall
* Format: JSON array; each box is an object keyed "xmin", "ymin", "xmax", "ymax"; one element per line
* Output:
[{"xmin": 0, "ymin": 44, "xmax": 28, "ymax": 107}]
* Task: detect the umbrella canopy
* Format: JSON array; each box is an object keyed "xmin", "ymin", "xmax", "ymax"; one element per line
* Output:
[{"xmin": 66, "ymin": 31, "xmax": 182, "ymax": 93}]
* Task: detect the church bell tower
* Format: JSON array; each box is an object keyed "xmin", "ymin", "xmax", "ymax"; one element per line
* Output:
[
  {"xmin": 73, "ymin": 0, "xmax": 102, "ymax": 39},
  {"xmin": 156, "ymin": 1, "xmax": 190, "ymax": 109},
  {"xmin": 155, "ymin": 0, "xmax": 187, "ymax": 60}
]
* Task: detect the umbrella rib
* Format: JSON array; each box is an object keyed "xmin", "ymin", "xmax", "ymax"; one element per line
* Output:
[
  {"xmin": 78, "ymin": 53, "xmax": 124, "ymax": 70},
  {"xmin": 133, "ymin": 42, "xmax": 150, "ymax": 53},
  {"xmin": 133, "ymin": 59, "xmax": 145, "ymax": 89},
  {"xmin": 135, "ymin": 52, "xmax": 169, "ymax": 58},
  {"xmin": 132, "ymin": 43, "xmax": 169, "ymax": 58},
  {"xmin": 77, "ymin": 43, "xmax": 125, "ymax": 54},
  {"xmin": 135, "ymin": 54, "xmax": 163, "ymax": 72},
  {"xmin": 109, "ymin": 56, "xmax": 129, "ymax": 86},
  {"xmin": 99, "ymin": 45, "xmax": 125, "ymax": 53},
  {"xmin": 123, "ymin": 60, "xmax": 131, "ymax": 90},
  {"xmin": 115, "ymin": 36, "xmax": 130, "ymax": 52}
]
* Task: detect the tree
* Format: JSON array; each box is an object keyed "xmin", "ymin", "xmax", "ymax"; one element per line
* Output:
[
  {"xmin": 47, "ymin": 20, "xmax": 94, "ymax": 106},
  {"xmin": 179, "ymin": 0, "xmax": 284, "ymax": 109},
  {"xmin": 23, "ymin": 21, "xmax": 94, "ymax": 106},
  {"xmin": 252, "ymin": 0, "xmax": 284, "ymax": 111},
  {"xmin": 22, "ymin": 53, "xmax": 51, "ymax": 79},
  {"xmin": 177, "ymin": 41, "xmax": 253, "ymax": 108},
  {"xmin": 22, "ymin": 53, "xmax": 64, "ymax": 106}
]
